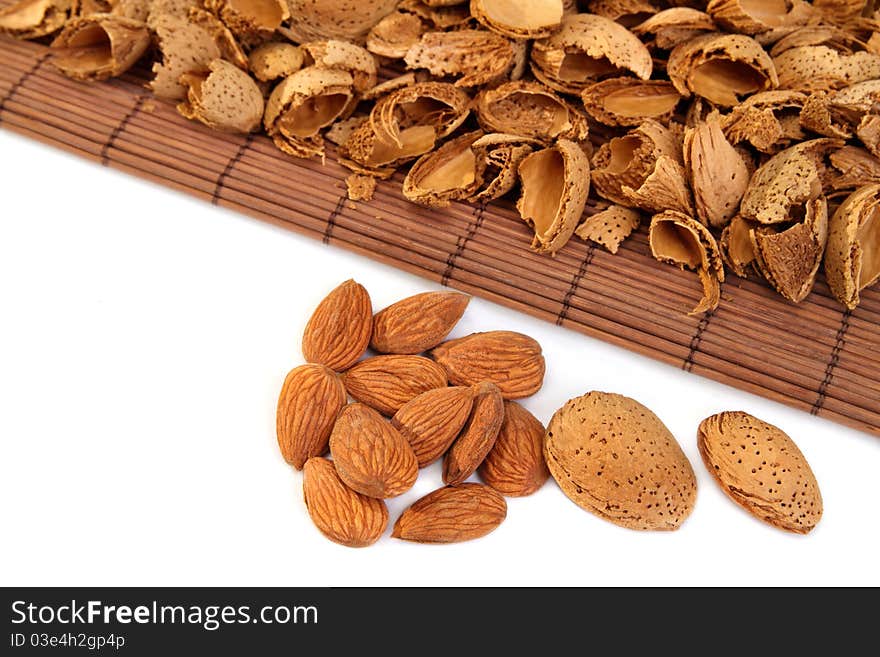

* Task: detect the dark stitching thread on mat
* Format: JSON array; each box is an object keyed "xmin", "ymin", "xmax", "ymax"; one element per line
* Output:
[
  {"xmin": 323, "ymin": 194, "xmax": 347, "ymax": 245},
  {"xmin": 212, "ymin": 133, "xmax": 254, "ymax": 205},
  {"xmin": 101, "ymin": 93, "xmax": 146, "ymax": 166},
  {"xmin": 442, "ymin": 201, "xmax": 487, "ymax": 287},
  {"xmin": 811, "ymin": 309, "xmax": 853, "ymax": 416},
  {"xmin": 0, "ymin": 53, "xmax": 49, "ymax": 124},
  {"xmin": 682, "ymin": 281, "xmax": 724, "ymax": 373},
  {"xmin": 556, "ymin": 244, "xmax": 595, "ymax": 326}
]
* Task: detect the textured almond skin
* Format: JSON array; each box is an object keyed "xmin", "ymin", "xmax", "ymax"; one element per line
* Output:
[
  {"xmin": 698, "ymin": 411, "xmax": 822, "ymax": 534},
  {"xmin": 371, "ymin": 291, "xmax": 470, "ymax": 354},
  {"xmin": 545, "ymin": 392, "xmax": 697, "ymax": 531},
  {"xmin": 276, "ymin": 364, "xmax": 347, "ymax": 469},
  {"xmin": 430, "ymin": 331, "xmax": 545, "ymax": 399},
  {"xmin": 302, "ymin": 280, "xmax": 372, "ymax": 372},
  {"xmin": 443, "ymin": 382, "xmax": 504, "ymax": 485},
  {"xmin": 343, "ymin": 355, "xmax": 448, "ymax": 416},
  {"xmin": 392, "ymin": 386, "xmax": 476, "ymax": 467},
  {"xmin": 329, "ymin": 403, "xmax": 419, "ymax": 499},
  {"xmin": 302, "ymin": 457, "xmax": 388, "ymax": 548},
  {"xmin": 392, "ymin": 483, "xmax": 507, "ymax": 543},
  {"xmin": 479, "ymin": 401, "xmax": 549, "ymax": 497}
]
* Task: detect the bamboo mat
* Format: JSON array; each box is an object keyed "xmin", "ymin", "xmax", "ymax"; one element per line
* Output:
[{"xmin": 1, "ymin": 35, "xmax": 878, "ymax": 438}]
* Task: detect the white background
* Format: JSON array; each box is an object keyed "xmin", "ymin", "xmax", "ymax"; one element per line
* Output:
[{"xmin": 1, "ymin": 130, "xmax": 878, "ymax": 587}]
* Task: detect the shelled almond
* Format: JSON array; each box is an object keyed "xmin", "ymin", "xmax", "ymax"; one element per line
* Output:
[{"xmin": 7, "ymin": 0, "xmax": 880, "ymax": 311}]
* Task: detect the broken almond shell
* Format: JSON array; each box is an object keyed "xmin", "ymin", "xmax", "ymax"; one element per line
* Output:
[
  {"xmin": 0, "ymin": 0, "xmax": 70, "ymax": 39},
  {"xmin": 825, "ymin": 183, "xmax": 880, "ymax": 309},
  {"xmin": 404, "ymin": 29, "xmax": 516, "ymax": 88},
  {"xmin": 178, "ymin": 58, "xmax": 264, "ymax": 133},
  {"xmin": 475, "ymin": 80, "xmax": 588, "ymax": 143},
  {"xmin": 470, "ymin": 0, "xmax": 564, "ymax": 40},
  {"xmin": 575, "ymin": 204, "xmax": 641, "ymax": 254},
  {"xmin": 581, "ymin": 77, "xmax": 681, "ymax": 127},
  {"xmin": 51, "ymin": 13, "xmax": 150, "ymax": 82},
  {"xmin": 248, "ymin": 41, "xmax": 304, "ymax": 82}
]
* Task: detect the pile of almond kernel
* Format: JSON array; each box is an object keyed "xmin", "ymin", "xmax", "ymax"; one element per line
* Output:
[
  {"xmin": 2, "ymin": 0, "xmax": 879, "ymax": 313},
  {"xmin": 278, "ymin": 280, "xmax": 549, "ymax": 547}
]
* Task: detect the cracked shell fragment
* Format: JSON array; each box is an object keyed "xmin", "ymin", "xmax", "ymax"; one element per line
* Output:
[
  {"xmin": 667, "ymin": 33, "xmax": 778, "ymax": 107},
  {"xmin": 187, "ymin": 7, "xmax": 248, "ymax": 71},
  {"xmin": 475, "ymin": 81, "xmax": 588, "ymax": 143},
  {"xmin": 398, "ymin": 0, "xmax": 471, "ymax": 29},
  {"xmin": 774, "ymin": 45, "xmax": 880, "ymax": 93},
  {"xmin": 706, "ymin": 0, "xmax": 813, "ymax": 36},
  {"xmin": 516, "ymin": 139, "xmax": 590, "ymax": 255},
  {"xmin": 472, "ymin": 133, "xmax": 539, "ymax": 202},
  {"xmin": 575, "ymin": 205, "xmax": 641, "ymax": 254},
  {"xmin": 722, "ymin": 89, "xmax": 807, "ymax": 153},
  {"xmin": 178, "ymin": 59, "xmax": 264, "ymax": 133},
  {"xmin": 581, "ymin": 77, "xmax": 681, "ymax": 127},
  {"xmin": 202, "ymin": 0, "xmax": 288, "ymax": 46},
  {"xmin": 684, "ymin": 111, "xmax": 751, "ymax": 228},
  {"xmin": 404, "ymin": 29, "xmax": 516, "ymax": 88},
  {"xmin": 403, "ymin": 131, "xmax": 486, "ymax": 208},
  {"xmin": 740, "ymin": 139, "xmax": 841, "ymax": 225},
  {"xmin": 720, "ymin": 214, "xmax": 759, "ymax": 278},
  {"xmin": 301, "ymin": 40, "xmax": 378, "ymax": 95},
  {"xmin": 248, "ymin": 41, "xmax": 304, "ymax": 82},
  {"xmin": 829, "ymin": 146, "xmax": 880, "ymax": 192},
  {"xmin": 751, "ymin": 196, "xmax": 829, "ymax": 303},
  {"xmin": 531, "ymin": 13, "xmax": 653, "ymax": 95},
  {"xmin": 369, "ymin": 81, "xmax": 471, "ymax": 149},
  {"xmin": 150, "ymin": 14, "xmax": 221, "ymax": 100},
  {"xmin": 0, "ymin": 0, "xmax": 70, "ymax": 39},
  {"xmin": 50, "ymin": 14, "xmax": 150, "ymax": 81},
  {"xmin": 366, "ymin": 11, "xmax": 425, "ymax": 59},
  {"xmin": 825, "ymin": 184, "xmax": 880, "ymax": 309},
  {"xmin": 584, "ymin": 0, "xmax": 658, "ymax": 27},
  {"xmin": 631, "ymin": 7, "xmax": 716, "ymax": 51},
  {"xmin": 470, "ymin": 0, "xmax": 564, "ymax": 40},
  {"xmin": 284, "ymin": 0, "xmax": 397, "ymax": 44},
  {"xmin": 264, "ymin": 67, "xmax": 356, "ymax": 159},
  {"xmin": 649, "ymin": 210, "xmax": 725, "ymax": 314}
]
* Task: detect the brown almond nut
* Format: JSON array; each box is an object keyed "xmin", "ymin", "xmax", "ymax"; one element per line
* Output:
[
  {"xmin": 443, "ymin": 382, "xmax": 505, "ymax": 485},
  {"xmin": 698, "ymin": 411, "xmax": 822, "ymax": 534},
  {"xmin": 371, "ymin": 291, "xmax": 470, "ymax": 355},
  {"xmin": 430, "ymin": 331, "xmax": 546, "ymax": 399},
  {"xmin": 392, "ymin": 386, "xmax": 476, "ymax": 468},
  {"xmin": 302, "ymin": 457, "xmax": 388, "ymax": 548},
  {"xmin": 545, "ymin": 391, "xmax": 697, "ymax": 531},
  {"xmin": 342, "ymin": 355, "xmax": 448, "ymax": 416},
  {"xmin": 276, "ymin": 364, "xmax": 347, "ymax": 469},
  {"xmin": 302, "ymin": 279, "xmax": 372, "ymax": 372},
  {"xmin": 329, "ymin": 403, "xmax": 419, "ymax": 499},
  {"xmin": 479, "ymin": 401, "xmax": 549, "ymax": 497},
  {"xmin": 392, "ymin": 482, "xmax": 507, "ymax": 543}
]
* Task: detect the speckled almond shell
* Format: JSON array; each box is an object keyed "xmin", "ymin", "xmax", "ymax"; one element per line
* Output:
[
  {"xmin": 698, "ymin": 411, "xmax": 822, "ymax": 534},
  {"xmin": 50, "ymin": 13, "xmax": 150, "ymax": 82},
  {"xmin": 476, "ymin": 81, "xmax": 589, "ymax": 143},
  {"xmin": 631, "ymin": 7, "xmax": 717, "ymax": 51},
  {"xmin": 667, "ymin": 32, "xmax": 778, "ymax": 106},
  {"xmin": 302, "ymin": 457, "xmax": 388, "ymax": 548},
  {"xmin": 398, "ymin": 0, "xmax": 471, "ymax": 29},
  {"xmin": 723, "ymin": 89, "xmax": 807, "ymax": 153},
  {"xmin": 706, "ymin": 0, "xmax": 813, "ymax": 36},
  {"xmin": 392, "ymin": 386, "xmax": 476, "ymax": 468},
  {"xmin": 342, "ymin": 355, "xmax": 448, "ymax": 417},
  {"xmin": 404, "ymin": 29, "xmax": 516, "ymax": 88},
  {"xmin": 472, "ymin": 133, "xmax": 540, "ymax": 202},
  {"xmin": 774, "ymin": 45, "xmax": 880, "ymax": 93},
  {"xmin": 828, "ymin": 146, "xmax": 880, "ymax": 193},
  {"xmin": 545, "ymin": 391, "xmax": 697, "ymax": 531},
  {"xmin": 284, "ymin": 0, "xmax": 398, "ymax": 44},
  {"xmin": 517, "ymin": 139, "xmax": 591, "ymax": 255},
  {"xmin": 301, "ymin": 39, "xmax": 378, "ymax": 94},
  {"xmin": 531, "ymin": 13, "xmax": 653, "ymax": 95},
  {"xmin": 329, "ymin": 403, "xmax": 419, "ymax": 499},
  {"xmin": 248, "ymin": 42, "xmax": 304, "ymax": 82},
  {"xmin": 370, "ymin": 81, "xmax": 471, "ymax": 148},
  {"xmin": 824, "ymin": 183, "xmax": 880, "ymax": 310},
  {"xmin": 366, "ymin": 10, "xmax": 425, "ymax": 59},
  {"xmin": 470, "ymin": 0, "xmax": 564, "ymax": 40},
  {"xmin": 403, "ymin": 131, "xmax": 488, "ymax": 208},
  {"xmin": 575, "ymin": 205, "xmax": 641, "ymax": 254},
  {"xmin": 202, "ymin": 0, "xmax": 288, "ymax": 46},
  {"xmin": 178, "ymin": 59, "xmax": 264, "ymax": 133},
  {"xmin": 187, "ymin": 7, "xmax": 248, "ymax": 71},
  {"xmin": 585, "ymin": 0, "xmax": 658, "ymax": 24},
  {"xmin": 740, "ymin": 138, "xmax": 841, "ymax": 225},
  {"xmin": 150, "ymin": 14, "xmax": 221, "ymax": 100},
  {"xmin": 0, "ymin": 0, "xmax": 70, "ymax": 39},
  {"xmin": 582, "ymin": 77, "xmax": 682, "ymax": 127}
]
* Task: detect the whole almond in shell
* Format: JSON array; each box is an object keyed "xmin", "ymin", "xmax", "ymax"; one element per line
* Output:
[
  {"xmin": 443, "ymin": 382, "xmax": 504, "ymax": 486},
  {"xmin": 371, "ymin": 291, "xmax": 470, "ymax": 354},
  {"xmin": 329, "ymin": 403, "xmax": 419, "ymax": 499},
  {"xmin": 392, "ymin": 482, "xmax": 507, "ymax": 543},
  {"xmin": 545, "ymin": 391, "xmax": 697, "ymax": 531},
  {"xmin": 302, "ymin": 457, "xmax": 388, "ymax": 548},
  {"xmin": 302, "ymin": 279, "xmax": 372, "ymax": 372},
  {"xmin": 392, "ymin": 386, "xmax": 476, "ymax": 468},
  {"xmin": 430, "ymin": 331, "xmax": 545, "ymax": 399},
  {"xmin": 698, "ymin": 411, "xmax": 822, "ymax": 534},
  {"xmin": 479, "ymin": 401, "xmax": 549, "ymax": 497},
  {"xmin": 343, "ymin": 355, "xmax": 448, "ymax": 416},
  {"xmin": 276, "ymin": 363, "xmax": 347, "ymax": 469}
]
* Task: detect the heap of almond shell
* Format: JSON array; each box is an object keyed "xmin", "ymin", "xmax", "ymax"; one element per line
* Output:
[
  {"xmin": 4, "ymin": 0, "xmax": 880, "ymax": 311},
  {"xmin": 277, "ymin": 279, "xmax": 549, "ymax": 547}
]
